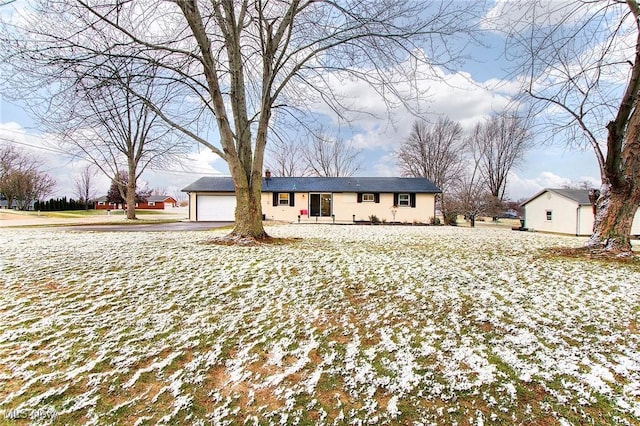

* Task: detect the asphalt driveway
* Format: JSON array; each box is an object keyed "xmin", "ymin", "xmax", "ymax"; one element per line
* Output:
[{"xmin": 57, "ymin": 221, "xmax": 234, "ymax": 232}]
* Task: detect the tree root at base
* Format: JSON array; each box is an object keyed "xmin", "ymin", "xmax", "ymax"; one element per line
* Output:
[
  {"xmin": 203, "ymin": 233, "xmax": 300, "ymax": 246},
  {"xmin": 541, "ymin": 246, "xmax": 639, "ymax": 263}
]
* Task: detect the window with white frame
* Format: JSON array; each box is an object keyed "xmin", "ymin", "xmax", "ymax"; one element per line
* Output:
[
  {"xmin": 278, "ymin": 193, "xmax": 290, "ymax": 206},
  {"xmin": 398, "ymin": 193, "xmax": 410, "ymax": 207},
  {"xmin": 148, "ymin": 201, "xmax": 155, "ymax": 206},
  {"xmin": 98, "ymin": 201, "xmax": 105, "ymax": 206},
  {"xmin": 362, "ymin": 193, "xmax": 375, "ymax": 202},
  {"xmin": 546, "ymin": 210, "xmax": 552, "ymax": 221}
]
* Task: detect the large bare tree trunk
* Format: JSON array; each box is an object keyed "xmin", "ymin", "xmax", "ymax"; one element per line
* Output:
[
  {"xmin": 587, "ymin": 106, "xmax": 640, "ymax": 253},
  {"xmin": 232, "ymin": 185, "xmax": 266, "ymax": 239},
  {"xmin": 125, "ymin": 164, "xmax": 137, "ymax": 220},
  {"xmin": 588, "ymin": 183, "xmax": 640, "ymax": 252}
]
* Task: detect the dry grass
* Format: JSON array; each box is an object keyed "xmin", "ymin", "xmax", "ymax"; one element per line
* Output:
[{"xmin": 1, "ymin": 225, "xmax": 639, "ymax": 425}]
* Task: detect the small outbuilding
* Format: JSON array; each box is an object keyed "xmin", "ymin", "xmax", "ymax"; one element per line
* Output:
[
  {"xmin": 181, "ymin": 175, "xmax": 441, "ymax": 223},
  {"xmin": 522, "ymin": 188, "xmax": 640, "ymax": 236}
]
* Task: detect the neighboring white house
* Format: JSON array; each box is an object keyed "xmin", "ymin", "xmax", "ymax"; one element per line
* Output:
[{"xmin": 522, "ymin": 188, "xmax": 640, "ymax": 236}]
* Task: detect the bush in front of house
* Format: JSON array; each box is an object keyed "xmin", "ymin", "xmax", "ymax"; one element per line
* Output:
[{"xmin": 444, "ymin": 212, "xmax": 458, "ymax": 226}]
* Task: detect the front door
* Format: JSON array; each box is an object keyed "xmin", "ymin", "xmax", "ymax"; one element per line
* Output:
[{"xmin": 309, "ymin": 193, "xmax": 332, "ymax": 217}]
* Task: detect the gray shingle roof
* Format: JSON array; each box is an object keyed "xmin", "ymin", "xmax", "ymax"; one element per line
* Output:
[
  {"xmin": 182, "ymin": 176, "xmax": 441, "ymax": 193},
  {"xmin": 549, "ymin": 188, "xmax": 592, "ymax": 205},
  {"xmin": 522, "ymin": 188, "xmax": 593, "ymax": 206},
  {"xmin": 96, "ymin": 195, "xmax": 174, "ymax": 202},
  {"xmin": 147, "ymin": 195, "xmax": 174, "ymax": 203}
]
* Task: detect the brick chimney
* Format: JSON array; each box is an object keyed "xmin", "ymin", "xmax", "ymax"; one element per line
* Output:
[{"xmin": 265, "ymin": 170, "xmax": 271, "ymax": 180}]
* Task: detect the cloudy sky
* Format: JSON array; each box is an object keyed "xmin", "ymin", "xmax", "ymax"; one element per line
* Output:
[{"xmin": 0, "ymin": 1, "xmax": 603, "ymax": 202}]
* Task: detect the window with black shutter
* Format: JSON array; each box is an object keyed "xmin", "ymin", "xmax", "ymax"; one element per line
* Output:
[
  {"xmin": 397, "ymin": 193, "xmax": 410, "ymax": 207},
  {"xmin": 278, "ymin": 193, "xmax": 290, "ymax": 206}
]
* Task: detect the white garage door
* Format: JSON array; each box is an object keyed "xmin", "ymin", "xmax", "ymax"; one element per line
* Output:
[{"xmin": 196, "ymin": 195, "xmax": 236, "ymax": 221}]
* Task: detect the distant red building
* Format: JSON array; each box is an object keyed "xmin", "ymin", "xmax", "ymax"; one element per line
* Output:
[{"xmin": 95, "ymin": 195, "xmax": 178, "ymax": 210}]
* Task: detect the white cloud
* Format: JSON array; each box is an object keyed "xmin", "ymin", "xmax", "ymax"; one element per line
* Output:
[
  {"xmin": 482, "ymin": 1, "xmax": 597, "ymax": 33},
  {"xmin": 0, "ymin": 122, "xmax": 93, "ymax": 198},
  {"xmin": 506, "ymin": 171, "xmax": 600, "ymax": 201},
  {"xmin": 371, "ymin": 154, "xmax": 398, "ymax": 177},
  {"xmin": 1, "ymin": 121, "xmax": 225, "ymax": 199},
  {"xmin": 142, "ymin": 149, "xmax": 226, "ymax": 196},
  {"xmin": 305, "ymin": 54, "xmax": 518, "ymax": 153}
]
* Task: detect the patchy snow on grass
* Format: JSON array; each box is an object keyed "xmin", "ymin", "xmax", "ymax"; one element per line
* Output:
[{"xmin": 1, "ymin": 225, "xmax": 639, "ymax": 424}]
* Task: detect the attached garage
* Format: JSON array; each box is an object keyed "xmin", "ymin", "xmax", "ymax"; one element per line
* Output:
[
  {"xmin": 195, "ymin": 194, "xmax": 236, "ymax": 221},
  {"xmin": 182, "ymin": 177, "xmax": 238, "ymax": 222}
]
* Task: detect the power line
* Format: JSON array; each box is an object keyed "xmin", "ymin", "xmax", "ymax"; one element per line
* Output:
[
  {"xmin": 0, "ymin": 136, "xmax": 69, "ymax": 156},
  {"xmin": 1, "ymin": 133, "xmax": 228, "ymax": 181}
]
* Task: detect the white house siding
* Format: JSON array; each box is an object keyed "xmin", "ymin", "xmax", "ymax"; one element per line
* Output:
[
  {"xmin": 188, "ymin": 192, "xmax": 236, "ymax": 221},
  {"xmin": 350, "ymin": 193, "xmax": 436, "ymax": 223},
  {"xmin": 632, "ymin": 209, "xmax": 640, "ymax": 236},
  {"xmin": 261, "ymin": 192, "xmax": 301, "ymax": 222},
  {"xmin": 577, "ymin": 206, "xmax": 595, "ymax": 236},
  {"xmin": 524, "ymin": 192, "xmax": 584, "ymax": 235},
  {"xmin": 574, "ymin": 205, "xmax": 640, "ymax": 236},
  {"xmin": 525, "ymin": 190, "xmax": 640, "ymax": 236},
  {"xmin": 261, "ymin": 192, "xmax": 437, "ymax": 223}
]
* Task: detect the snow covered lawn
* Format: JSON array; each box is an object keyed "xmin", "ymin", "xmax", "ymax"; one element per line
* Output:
[{"xmin": 1, "ymin": 225, "xmax": 639, "ymax": 425}]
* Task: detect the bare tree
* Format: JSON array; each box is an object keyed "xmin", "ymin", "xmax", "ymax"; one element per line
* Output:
[
  {"xmin": 448, "ymin": 136, "xmax": 492, "ymax": 227},
  {"xmin": 171, "ymin": 189, "xmax": 188, "ymax": 207},
  {"xmin": 474, "ymin": 113, "xmax": 532, "ymax": 202},
  {"xmin": 265, "ymin": 138, "xmax": 307, "ymax": 177},
  {"xmin": 503, "ymin": 0, "xmax": 640, "ymax": 253},
  {"xmin": 396, "ymin": 117, "xmax": 466, "ymax": 218},
  {"xmin": 153, "ymin": 187, "xmax": 168, "ymax": 197},
  {"xmin": 0, "ymin": 0, "xmax": 482, "ymax": 241},
  {"xmin": 106, "ymin": 171, "xmax": 152, "ymax": 209},
  {"xmin": 74, "ymin": 164, "xmax": 98, "ymax": 210},
  {"xmin": 303, "ymin": 133, "xmax": 362, "ymax": 177},
  {"xmin": 0, "ymin": 143, "xmax": 55, "ymax": 210},
  {"xmin": 47, "ymin": 59, "xmax": 190, "ymax": 220}
]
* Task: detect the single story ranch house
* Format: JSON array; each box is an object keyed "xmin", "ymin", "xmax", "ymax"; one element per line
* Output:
[
  {"xmin": 182, "ymin": 175, "xmax": 441, "ymax": 223},
  {"xmin": 522, "ymin": 188, "xmax": 640, "ymax": 236}
]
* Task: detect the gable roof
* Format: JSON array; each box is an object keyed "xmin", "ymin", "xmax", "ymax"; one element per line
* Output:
[
  {"xmin": 522, "ymin": 188, "xmax": 593, "ymax": 206},
  {"xmin": 182, "ymin": 176, "xmax": 441, "ymax": 193},
  {"xmin": 148, "ymin": 195, "xmax": 176, "ymax": 203},
  {"xmin": 96, "ymin": 195, "xmax": 175, "ymax": 203}
]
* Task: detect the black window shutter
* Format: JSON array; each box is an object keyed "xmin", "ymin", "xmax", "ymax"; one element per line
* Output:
[
  {"xmin": 374, "ymin": 193, "xmax": 380, "ymax": 203},
  {"xmin": 272, "ymin": 193, "xmax": 278, "ymax": 207},
  {"xmin": 357, "ymin": 193, "xmax": 362, "ymax": 203},
  {"xmin": 393, "ymin": 193, "xmax": 399, "ymax": 206},
  {"xmin": 289, "ymin": 192, "xmax": 295, "ymax": 207},
  {"xmin": 410, "ymin": 193, "xmax": 416, "ymax": 208}
]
